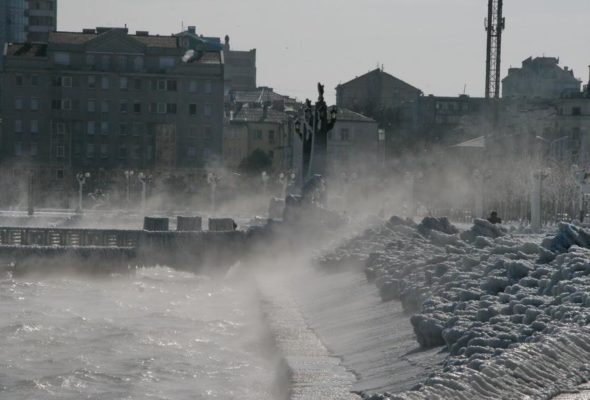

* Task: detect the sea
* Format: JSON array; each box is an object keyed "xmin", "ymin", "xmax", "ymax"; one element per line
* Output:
[{"xmin": 0, "ymin": 266, "xmax": 279, "ymax": 400}]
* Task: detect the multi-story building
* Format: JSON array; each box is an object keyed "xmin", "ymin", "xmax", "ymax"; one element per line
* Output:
[
  {"xmin": 327, "ymin": 108, "xmax": 379, "ymax": 176},
  {"xmin": 0, "ymin": 0, "xmax": 57, "ymax": 66},
  {"xmin": 502, "ymin": 57, "xmax": 581, "ymax": 99},
  {"xmin": 336, "ymin": 68, "xmax": 422, "ymax": 120},
  {"xmin": 1, "ymin": 26, "xmax": 224, "ymax": 196},
  {"xmin": 223, "ymin": 105, "xmax": 293, "ymax": 172},
  {"xmin": 222, "ymin": 35, "xmax": 256, "ymax": 93}
]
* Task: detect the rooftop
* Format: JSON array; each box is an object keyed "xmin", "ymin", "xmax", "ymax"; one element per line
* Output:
[
  {"xmin": 331, "ymin": 107, "xmax": 376, "ymax": 123},
  {"xmin": 230, "ymin": 87, "xmax": 297, "ymax": 104},
  {"xmin": 231, "ymin": 107, "xmax": 289, "ymax": 124}
]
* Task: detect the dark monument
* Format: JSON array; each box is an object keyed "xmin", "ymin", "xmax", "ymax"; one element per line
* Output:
[{"xmin": 295, "ymin": 83, "xmax": 338, "ymax": 182}]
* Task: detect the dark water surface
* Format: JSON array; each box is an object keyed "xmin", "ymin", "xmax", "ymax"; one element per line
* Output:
[{"xmin": 0, "ymin": 267, "xmax": 276, "ymax": 399}]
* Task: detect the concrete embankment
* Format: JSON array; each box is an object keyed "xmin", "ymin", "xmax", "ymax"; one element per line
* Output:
[
  {"xmin": 292, "ymin": 267, "xmax": 445, "ymax": 396},
  {"xmin": 257, "ymin": 276, "xmax": 360, "ymax": 400}
]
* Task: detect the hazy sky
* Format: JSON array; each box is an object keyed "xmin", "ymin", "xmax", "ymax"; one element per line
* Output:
[{"xmin": 59, "ymin": 0, "xmax": 590, "ymax": 104}]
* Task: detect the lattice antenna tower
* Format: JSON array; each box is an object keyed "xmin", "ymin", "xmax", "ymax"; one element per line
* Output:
[{"xmin": 485, "ymin": 0, "xmax": 505, "ymax": 99}]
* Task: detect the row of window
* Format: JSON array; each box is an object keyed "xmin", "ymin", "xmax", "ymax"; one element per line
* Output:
[
  {"xmin": 14, "ymin": 120, "xmax": 215, "ymax": 139},
  {"xmin": 16, "ymin": 74, "xmax": 214, "ymax": 94},
  {"xmin": 14, "ymin": 142, "xmax": 200, "ymax": 160},
  {"xmin": 54, "ymin": 52, "xmax": 178, "ymax": 72},
  {"xmin": 16, "ymin": 96, "xmax": 213, "ymax": 117}
]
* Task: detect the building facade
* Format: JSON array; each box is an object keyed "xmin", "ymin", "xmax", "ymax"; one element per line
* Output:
[
  {"xmin": 1, "ymin": 26, "xmax": 224, "ymax": 196},
  {"xmin": 222, "ymin": 35, "xmax": 256, "ymax": 93},
  {"xmin": 336, "ymin": 68, "xmax": 422, "ymax": 119},
  {"xmin": 223, "ymin": 105, "xmax": 293, "ymax": 172},
  {"xmin": 327, "ymin": 108, "xmax": 379, "ymax": 176},
  {"xmin": 502, "ymin": 57, "xmax": 581, "ymax": 99}
]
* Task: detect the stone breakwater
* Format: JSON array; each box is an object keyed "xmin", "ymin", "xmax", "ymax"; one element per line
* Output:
[
  {"xmin": 318, "ymin": 217, "xmax": 590, "ymax": 399},
  {"xmin": 257, "ymin": 276, "xmax": 360, "ymax": 400}
]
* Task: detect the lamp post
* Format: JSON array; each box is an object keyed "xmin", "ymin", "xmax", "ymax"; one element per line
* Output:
[
  {"xmin": 138, "ymin": 172, "xmax": 150, "ymax": 212},
  {"xmin": 207, "ymin": 172, "xmax": 218, "ymax": 210},
  {"xmin": 76, "ymin": 172, "xmax": 90, "ymax": 212},
  {"xmin": 261, "ymin": 171, "xmax": 269, "ymax": 197},
  {"xmin": 124, "ymin": 170, "xmax": 134, "ymax": 207},
  {"xmin": 294, "ymin": 83, "xmax": 337, "ymax": 183},
  {"xmin": 378, "ymin": 129, "xmax": 386, "ymax": 169}
]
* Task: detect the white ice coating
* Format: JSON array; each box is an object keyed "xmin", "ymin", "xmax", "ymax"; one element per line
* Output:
[{"xmin": 315, "ymin": 218, "xmax": 590, "ymax": 399}]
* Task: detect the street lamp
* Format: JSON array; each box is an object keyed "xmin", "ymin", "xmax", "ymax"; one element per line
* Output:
[
  {"xmin": 124, "ymin": 170, "xmax": 134, "ymax": 206},
  {"xmin": 76, "ymin": 172, "xmax": 90, "ymax": 212},
  {"xmin": 261, "ymin": 171, "xmax": 269, "ymax": 196},
  {"xmin": 207, "ymin": 172, "xmax": 219, "ymax": 210},
  {"xmin": 138, "ymin": 172, "xmax": 150, "ymax": 212}
]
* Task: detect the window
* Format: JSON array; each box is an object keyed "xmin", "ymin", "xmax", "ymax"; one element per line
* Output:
[
  {"xmin": 117, "ymin": 56, "xmax": 127, "ymax": 70},
  {"xmin": 15, "ymin": 143, "xmax": 23, "ymax": 156},
  {"xmin": 189, "ymin": 80, "xmax": 197, "ymax": 92},
  {"xmin": 268, "ymin": 150, "xmax": 274, "ymax": 160},
  {"xmin": 56, "ymin": 146, "xmax": 65, "ymax": 158},
  {"xmin": 86, "ymin": 54, "xmax": 95, "ymax": 67},
  {"xmin": 120, "ymin": 77, "xmax": 128, "ymax": 90},
  {"xmin": 54, "ymin": 52, "xmax": 70, "ymax": 65},
  {"xmin": 573, "ymin": 107, "xmax": 582, "ymax": 116},
  {"xmin": 132, "ymin": 145, "xmax": 141, "ymax": 159},
  {"xmin": 31, "ymin": 120, "xmax": 39, "ymax": 134},
  {"xmin": 157, "ymin": 79, "xmax": 166, "ymax": 91},
  {"xmin": 88, "ymin": 75, "xmax": 97, "ymax": 88},
  {"xmin": 187, "ymin": 146, "xmax": 196, "ymax": 158},
  {"xmin": 204, "ymin": 81, "xmax": 212, "ymax": 94},
  {"xmin": 118, "ymin": 145, "xmax": 127, "ymax": 159},
  {"xmin": 62, "ymin": 98, "xmax": 72, "ymax": 111},
  {"xmin": 62, "ymin": 76, "xmax": 72, "ymax": 88},
  {"xmin": 15, "ymin": 75, "xmax": 24, "ymax": 86},
  {"xmin": 157, "ymin": 103, "xmax": 166, "ymax": 114},
  {"xmin": 205, "ymin": 126, "xmax": 213, "ymax": 142},
  {"xmin": 86, "ymin": 144, "xmax": 95, "ymax": 158},
  {"xmin": 87, "ymin": 99, "xmax": 96, "ymax": 112},
  {"xmin": 31, "ymin": 98, "xmax": 40, "ymax": 111},
  {"xmin": 15, "ymin": 120, "xmax": 23, "ymax": 133},
  {"xmin": 132, "ymin": 122, "xmax": 143, "ymax": 136},
  {"xmin": 15, "ymin": 98, "xmax": 23, "ymax": 110},
  {"xmin": 100, "ymin": 144, "xmax": 108, "ymax": 159},
  {"xmin": 100, "ymin": 122, "xmax": 109, "ymax": 135},
  {"xmin": 101, "ymin": 101, "xmax": 109, "ymax": 113},
  {"xmin": 189, "ymin": 104, "xmax": 197, "ymax": 115},
  {"xmin": 101, "ymin": 76, "xmax": 109, "ymax": 90},
  {"xmin": 56, "ymin": 169, "xmax": 64, "ymax": 179},
  {"xmin": 166, "ymin": 80, "xmax": 177, "ymax": 91},
  {"xmin": 255, "ymin": 130, "xmax": 262, "ymax": 140},
  {"xmin": 340, "ymin": 128, "xmax": 350, "ymax": 141},
  {"xmin": 133, "ymin": 78, "xmax": 141, "ymax": 90},
  {"xmin": 146, "ymin": 145, "xmax": 153, "ymax": 160},
  {"xmin": 133, "ymin": 56, "xmax": 144, "ymax": 71},
  {"xmin": 119, "ymin": 123, "xmax": 128, "ymax": 136},
  {"xmin": 269, "ymin": 130, "xmax": 275, "ymax": 144},
  {"xmin": 31, "ymin": 75, "xmax": 39, "ymax": 86},
  {"xmin": 56, "ymin": 122, "xmax": 66, "ymax": 135},
  {"xmin": 159, "ymin": 57, "xmax": 175, "ymax": 69},
  {"xmin": 119, "ymin": 100, "xmax": 128, "ymax": 113},
  {"xmin": 204, "ymin": 104, "xmax": 212, "ymax": 117},
  {"xmin": 51, "ymin": 99, "xmax": 61, "ymax": 110},
  {"xmin": 30, "ymin": 143, "xmax": 38, "ymax": 156},
  {"xmin": 87, "ymin": 121, "xmax": 96, "ymax": 135},
  {"xmin": 167, "ymin": 103, "xmax": 177, "ymax": 114},
  {"xmin": 101, "ymin": 55, "xmax": 110, "ymax": 70}
]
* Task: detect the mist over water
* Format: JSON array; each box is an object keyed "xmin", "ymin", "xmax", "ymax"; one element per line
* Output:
[{"xmin": 0, "ymin": 267, "xmax": 277, "ymax": 400}]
